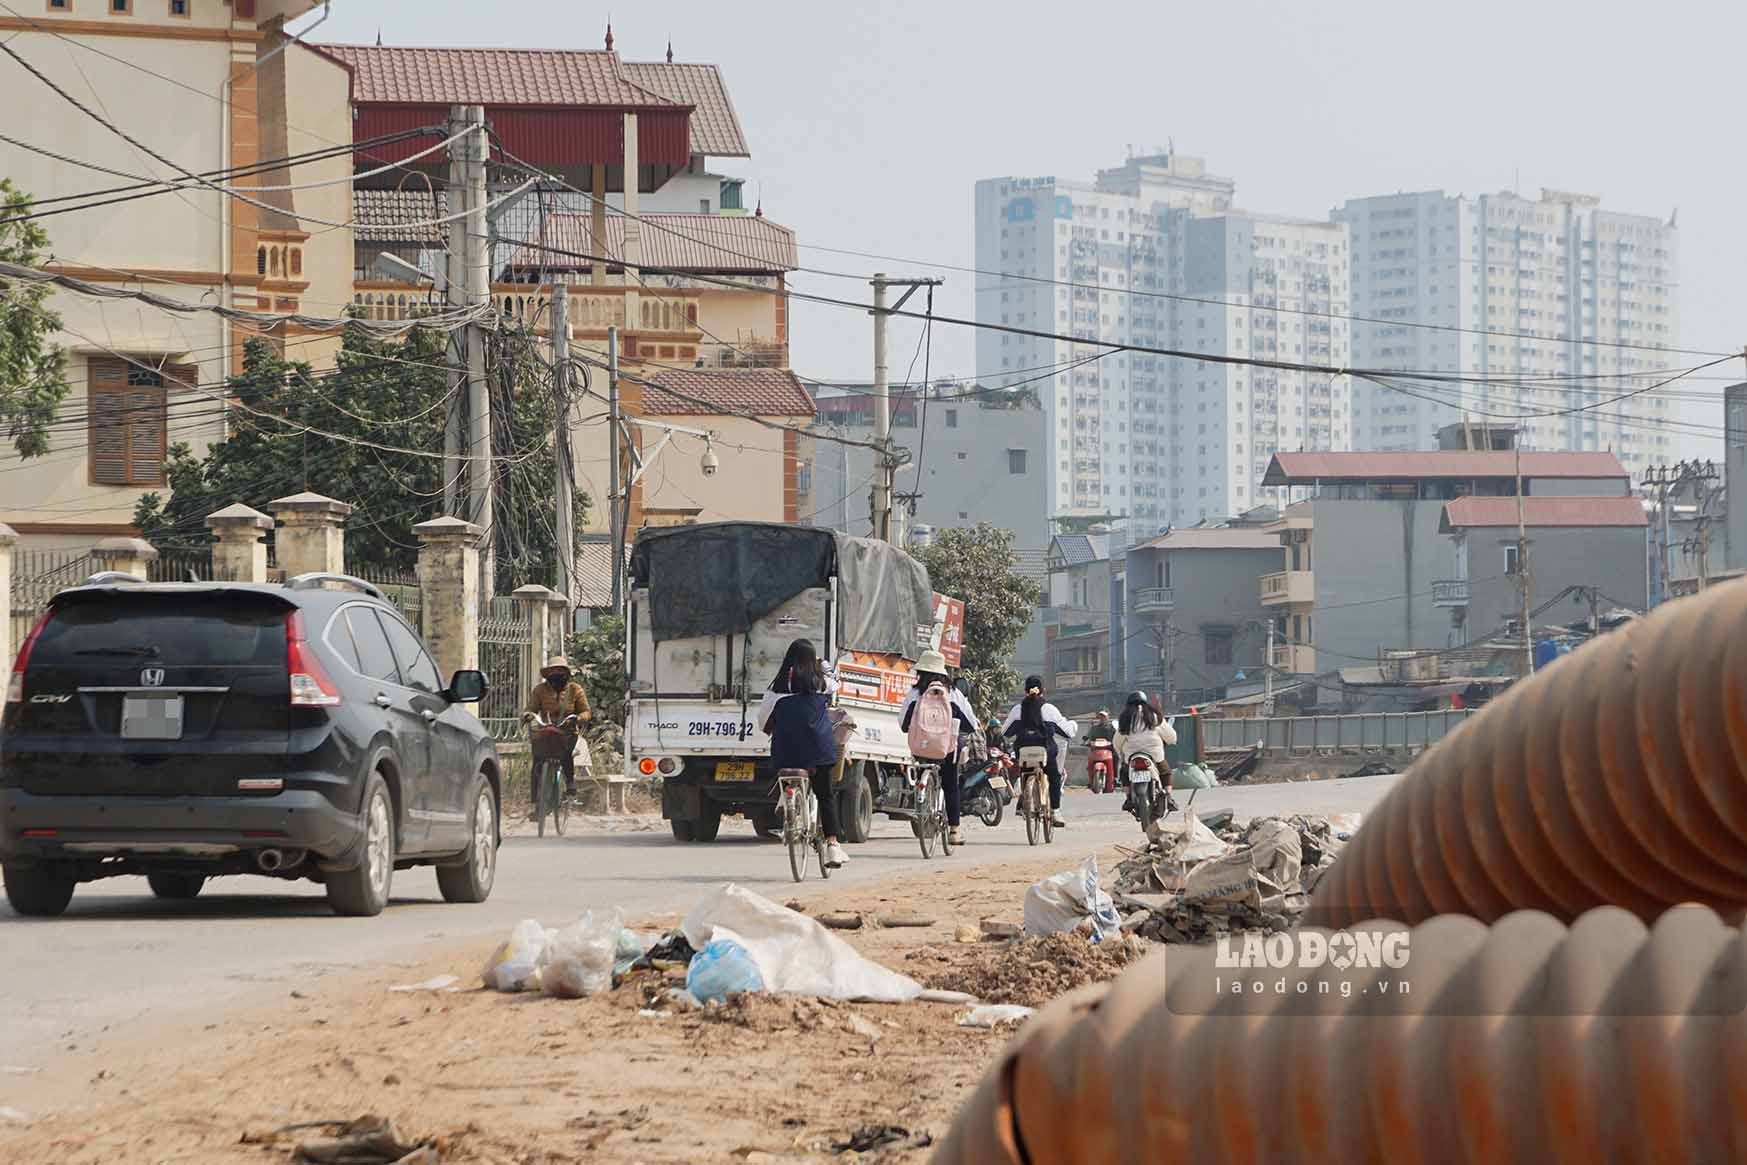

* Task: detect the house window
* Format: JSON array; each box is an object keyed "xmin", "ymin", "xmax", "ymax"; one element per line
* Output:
[
  {"xmin": 110, "ymin": 0, "xmax": 131, "ymax": 12},
  {"xmin": 47, "ymin": 0, "xmax": 70, "ymax": 10},
  {"xmin": 1008, "ymin": 448, "xmax": 1028, "ymax": 475},
  {"xmin": 1504, "ymin": 545, "xmax": 1521, "ymax": 575},
  {"xmin": 699, "ymin": 198, "xmax": 710, "ymax": 213},
  {"xmin": 169, "ymin": 0, "xmax": 190, "ymax": 14},
  {"xmin": 945, "ymin": 409, "xmax": 958, "ymax": 429},
  {"xmin": 1204, "ymin": 628, "xmax": 1234, "ymax": 666},
  {"xmin": 256, "ymin": 246, "xmax": 267, "ymax": 276},
  {"xmin": 288, "ymin": 248, "xmax": 302, "ymax": 276},
  {"xmin": 88, "ymin": 358, "xmax": 176, "ymax": 486}
]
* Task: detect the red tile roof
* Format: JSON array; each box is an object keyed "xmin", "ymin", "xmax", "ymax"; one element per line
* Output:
[
  {"xmin": 315, "ymin": 44, "xmax": 682, "ymax": 108},
  {"xmin": 620, "ymin": 61, "xmax": 749, "ymax": 157},
  {"xmin": 508, "ymin": 212, "xmax": 797, "ymax": 274},
  {"xmin": 1439, "ymin": 496, "xmax": 1648, "ymax": 530},
  {"xmin": 636, "ymin": 368, "xmax": 815, "ymax": 418},
  {"xmin": 1263, "ymin": 450, "xmax": 1628, "ymax": 486}
]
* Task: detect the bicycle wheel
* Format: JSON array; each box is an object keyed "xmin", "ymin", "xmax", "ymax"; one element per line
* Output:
[
  {"xmin": 551, "ymin": 767, "xmax": 568, "ymax": 837},
  {"xmin": 785, "ymin": 787, "xmax": 807, "ymax": 884},
  {"xmin": 533, "ymin": 759, "xmax": 551, "ymax": 838},
  {"xmin": 1042, "ymin": 796, "xmax": 1054, "ymax": 844},
  {"xmin": 1023, "ymin": 773, "xmax": 1039, "ymax": 846},
  {"xmin": 917, "ymin": 770, "xmax": 936, "ymax": 859},
  {"xmin": 936, "ymin": 778, "xmax": 954, "ymax": 857},
  {"xmin": 810, "ymin": 790, "xmax": 831, "ymax": 880}
]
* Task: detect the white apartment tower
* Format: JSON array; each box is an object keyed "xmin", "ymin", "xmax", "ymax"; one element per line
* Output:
[
  {"xmin": 975, "ymin": 153, "xmax": 1351, "ymax": 534},
  {"xmin": 1335, "ymin": 189, "xmax": 1679, "ymax": 472}
]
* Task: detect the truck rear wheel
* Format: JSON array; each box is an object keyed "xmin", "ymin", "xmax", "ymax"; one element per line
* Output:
[
  {"xmin": 670, "ymin": 818, "xmax": 696, "ymax": 842},
  {"xmin": 838, "ymin": 764, "xmax": 874, "ymax": 844},
  {"xmin": 693, "ymin": 800, "xmax": 722, "ymax": 842}
]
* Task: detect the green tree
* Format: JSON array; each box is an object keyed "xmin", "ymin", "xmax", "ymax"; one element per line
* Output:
[
  {"xmin": 0, "ymin": 179, "xmax": 70, "ymax": 458},
  {"xmin": 568, "ymin": 613, "xmax": 626, "ymax": 764},
  {"xmin": 135, "ymin": 326, "xmax": 587, "ymax": 589},
  {"xmin": 916, "ymin": 523, "xmax": 1039, "ymax": 717}
]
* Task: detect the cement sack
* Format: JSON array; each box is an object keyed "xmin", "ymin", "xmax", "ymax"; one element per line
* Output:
[
  {"xmin": 1183, "ymin": 849, "xmax": 1263, "ymax": 912},
  {"xmin": 1244, "ymin": 819, "xmax": 1303, "ymax": 891},
  {"xmin": 1154, "ymin": 813, "xmax": 1232, "ymax": 863},
  {"xmin": 1023, "ymin": 855, "xmax": 1122, "ymax": 942},
  {"xmin": 682, "ymin": 884, "xmax": 921, "ymax": 1002}
]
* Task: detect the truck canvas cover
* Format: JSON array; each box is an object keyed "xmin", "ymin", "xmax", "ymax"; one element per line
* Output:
[{"xmin": 630, "ymin": 522, "xmax": 934, "ymax": 660}]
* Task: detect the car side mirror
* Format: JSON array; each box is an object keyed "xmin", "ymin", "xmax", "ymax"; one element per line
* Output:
[{"xmin": 446, "ymin": 669, "xmax": 488, "ymax": 704}]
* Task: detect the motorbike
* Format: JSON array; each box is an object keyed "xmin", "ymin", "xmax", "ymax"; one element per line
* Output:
[
  {"xmin": 1125, "ymin": 751, "xmax": 1176, "ymax": 830},
  {"xmin": 1085, "ymin": 735, "xmax": 1116, "ymax": 794},
  {"xmin": 961, "ymin": 747, "xmax": 1015, "ymax": 828}
]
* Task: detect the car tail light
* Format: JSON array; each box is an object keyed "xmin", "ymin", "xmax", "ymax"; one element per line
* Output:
[
  {"xmin": 285, "ymin": 610, "xmax": 341, "ymax": 707},
  {"xmin": 657, "ymin": 757, "xmax": 679, "ymax": 776},
  {"xmin": 637, "ymin": 757, "xmax": 658, "ymax": 776},
  {"xmin": 6, "ymin": 609, "xmax": 51, "ymax": 704}
]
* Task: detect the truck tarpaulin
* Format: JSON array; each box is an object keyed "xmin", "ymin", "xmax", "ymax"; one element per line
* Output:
[{"xmin": 629, "ymin": 522, "xmax": 934, "ymax": 660}]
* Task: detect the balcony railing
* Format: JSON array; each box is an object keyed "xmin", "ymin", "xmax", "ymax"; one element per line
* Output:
[
  {"xmin": 1431, "ymin": 579, "xmax": 1470, "ymax": 607},
  {"xmin": 1270, "ymin": 643, "xmax": 1317, "ymax": 674},
  {"xmin": 1054, "ymin": 670, "xmax": 1105, "ymax": 692},
  {"xmin": 1130, "ymin": 586, "xmax": 1175, "ymax": 615},
  {"xmin": 1260, "ymin": 570, "xmax": 1314, "ymax": 606}
]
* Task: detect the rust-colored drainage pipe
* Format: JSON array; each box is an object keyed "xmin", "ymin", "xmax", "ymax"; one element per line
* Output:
[
  {"xmin": 1307, "ymin": 583, "xmax": 1747, "ymax": 930},
  {"xmin": 935, "ymin": 906, "xmax": 1747, "ymax": 1164}
]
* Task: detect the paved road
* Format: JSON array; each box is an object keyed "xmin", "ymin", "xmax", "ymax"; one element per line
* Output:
[{"xmin": 0, "ymin": 776, "xmax": 1399, "ymax": 1067}]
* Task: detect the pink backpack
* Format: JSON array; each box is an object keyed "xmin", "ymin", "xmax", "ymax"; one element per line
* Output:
[{"xmin": 908, "ymin": 682, "xmax": 958, "ymax": 761}]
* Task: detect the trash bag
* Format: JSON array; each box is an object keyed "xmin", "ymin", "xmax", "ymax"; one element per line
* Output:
[
  {"xmin": 613, "ymin": 928, "xmax": 646, "ymax": 978},
  {"xmin": 481, "ymin": 919, "xmax": 553, "ymax": 992},
  {"xmin": 682, "ymin": 884, "xmax": 922, "ymax": 1002},
  {"xmin": 685, "ymin": 938, "xmax": 766, "ymax": 1003},
  {"xmin": 538, "ymin": 908, "xmax": 624, "ymax": 999},
  {"xmin": 1171, "ymin": 762, "xmax": 1217, "ymax": 790},
  {"xmin": 1023, "ymin": 856, "xmax": 1121, "ymax": 942}
]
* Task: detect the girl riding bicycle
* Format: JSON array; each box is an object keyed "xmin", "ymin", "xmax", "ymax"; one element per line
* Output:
[
  {"xmin": 1001, "ymin": 675, "xmax": 1078, "ymax": 829},
  {"xmin": 898, "ymin": 650, "xmax": 979, "ymax": 847},
  {"xmin": 757, "ymin": 639, "xmax": 847, "ymax": 869}
]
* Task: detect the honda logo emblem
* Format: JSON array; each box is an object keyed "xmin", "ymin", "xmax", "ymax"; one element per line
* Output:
[{"xmin": 140, "ymin": 668, "xmax": 166, "ymax": 688}]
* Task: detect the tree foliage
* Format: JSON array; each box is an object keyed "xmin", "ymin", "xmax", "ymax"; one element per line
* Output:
[
  {"xmin": 916, "ymin": 523, "xmax": 1039, "ymax": 718},
  {"xmin": 0, "ymin": 178, "xmax": 69, "ymax": 458},
  {"xmin": 568, "ymin": 613, "xmax": 626, "ymax": 764},
  {"xmin": 135, "ymin": 327, "xmax": 587, "ymax": 590}
]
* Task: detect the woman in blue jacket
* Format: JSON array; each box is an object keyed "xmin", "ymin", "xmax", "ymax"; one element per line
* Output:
[{"xmin": 758, "ymin": 639, "xmax": 847, "ymax": 868}]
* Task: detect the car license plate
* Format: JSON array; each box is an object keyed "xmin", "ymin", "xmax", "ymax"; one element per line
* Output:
[
  {"xmin": 715, "ymin": 761, "xmax": 756, "ymax": 782},
  {"xmin": 987, "ymin": 777, "xmax": 1008, "ymax": 790},
  {"xmin": 122, "ymin": 693, "xmax": 184, "ymax": 740}
]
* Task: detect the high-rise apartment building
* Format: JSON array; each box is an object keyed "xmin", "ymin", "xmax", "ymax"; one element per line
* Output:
[
  {"xmin": 975, "ymin": 153, "xmax": 1351, "ymax": 535},
  {"xmin": 1335, "ymin": 189, "xmax": 1679, "ymax": 473}
]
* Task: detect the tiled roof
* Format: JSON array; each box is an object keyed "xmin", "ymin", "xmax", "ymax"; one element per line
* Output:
[
  {"xmin": 1440, "ymin": 495, "xmax": 1648, "ymax": 531},
  {"xmin": 1013, "ymin": 548, "xmax": 1050, "ymax": 585},
  {"xmin": 1135, "ymin": 528, "xmax": 1281, "ymax": 552},
  {"xmin": 572, "ymin": 541, "xmax": 626, "ymax": 609},
  {"xmin": 315, "ymin": 44, "xmax": 682, "ymax": 107},
  {"xmin": 353, "ymin": 188, "xmax": 449, "ymax": 243},
  {"xmin": 620, "ymin": 61, "xmax": 749, "ymax": 157},
  {"xmin": 636, "ymin": 368, "xmax": 816, "ymax": 418},
  {"xmin": 507, "ymin": 212, "xmax": 797, "ymax": 274},
  {"xmin": 1263, "ymin": 450, "xmax": 1628, "ymax": 486},
  {"xmin": 1049, "ymin": 533, "xmax": 1109, "ymax": 567}
]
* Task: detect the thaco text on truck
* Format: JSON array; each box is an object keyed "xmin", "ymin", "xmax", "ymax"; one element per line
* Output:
[{"xmin": 624, "ymin": 522, "xmax": 963, "ymax": 843}]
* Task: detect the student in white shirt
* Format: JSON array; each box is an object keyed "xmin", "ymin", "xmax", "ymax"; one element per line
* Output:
[{"xmin": 1001, "ymin": 674, "xmax": 1079, "ymax": 828}]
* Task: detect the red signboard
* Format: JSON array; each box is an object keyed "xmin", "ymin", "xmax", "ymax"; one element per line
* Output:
[{"xmin": 933, "ymin": 593, "xmax": 965, "ymax": 667}]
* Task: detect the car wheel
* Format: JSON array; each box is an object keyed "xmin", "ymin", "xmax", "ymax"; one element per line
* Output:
[
  {"xmin": 669, "ymin": 818, "xmax": 697, "ymax": 842},
  {"xmin": 327, "ymin": 773, "xmax": 394, "ymax": 917},
  {"xmin": 692, "ymin": 800, "xmax": 723, "ymax": 843},
  {"xmin": 437, "ymin": 773, "xmax": 498, "ymax": 905},
  {"xmin": 147, "ymin": 872, "xmax": 205, "ymax": 901},
  {"xmin": 3, "ymin": 863, "xmax": 75, "ymax": 918},
  {"xmin": 837, "ymin": 765, "xmax": 874, "ymax": 844}
]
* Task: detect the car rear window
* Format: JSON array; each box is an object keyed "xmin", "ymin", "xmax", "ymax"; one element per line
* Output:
[{"xmin": 31, "ymin": 594, "xmax": 288, "ymax": 667}]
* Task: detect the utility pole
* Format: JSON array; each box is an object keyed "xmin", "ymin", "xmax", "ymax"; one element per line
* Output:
[
  {"xmin": 552, "ymin": 284, "xmax": 574, "ymax": 608},
  {"xmin": 607, "ymin": 325, "xmax": 623, "ymax": 615},
  {"xmin": 1262, "ymin": 619, "xmax": 1276, "ymax": 717},
  {"xmin": 462, "ymin": 105, "xmax": 492, "ymax": 594},
  {"xmin": 1515, "ymin": 443, "xmax": 1532, "ymax": 678},
  {"xmin": 867, "ymin": 273, "xmax": 940, "ymax": 544},
  {"xmin": 441, "ymin": 105, "xmax": 471, "ymax": 518}
]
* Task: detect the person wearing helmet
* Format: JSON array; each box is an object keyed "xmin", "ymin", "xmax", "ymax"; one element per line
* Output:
[
  {"xmin": 1115, "ymin": 689, "xmax": 1176, "ymax": 814},
  {"xmin": 1001, "ymin": 675, "xmax": 1078, "ymax": 828},
  {"xmin": 899, "ymin": 649, "xmax": 978, "ymax": 846},
  {"xmin": 522, "ymin": 657, "xmax": 592, "ymax": 800}
]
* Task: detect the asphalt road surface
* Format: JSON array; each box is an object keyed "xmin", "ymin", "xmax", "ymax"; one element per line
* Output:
[{"xmin": 0, "ymin": 775, "xmax": 1399, "ymax": 1068}]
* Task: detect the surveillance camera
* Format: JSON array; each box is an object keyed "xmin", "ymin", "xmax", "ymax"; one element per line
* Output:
[{"xmin": 700, "ymin": 445, "xmax": 720, "ymax": 477}]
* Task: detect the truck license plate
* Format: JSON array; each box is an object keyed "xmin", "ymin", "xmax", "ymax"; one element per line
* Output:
[{"xmin": 715, "ymin": 761, "xmax": 756, "ymax": 782}]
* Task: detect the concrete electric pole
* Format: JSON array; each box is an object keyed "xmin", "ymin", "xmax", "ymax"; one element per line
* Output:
[
  {"xmin": 607, "ymin": 325, "xmax": 623, "ymax": 614},
  {"xmin": 867, "ymin": 273, "xmax": 940, "ymax": 545},
  {"xmin": 552, "ymin": 283, "xmax": 574, "ymax": 609},
  {"xmin": 462, "ymin": 105, "xmax": 492, "ymax": 594}
]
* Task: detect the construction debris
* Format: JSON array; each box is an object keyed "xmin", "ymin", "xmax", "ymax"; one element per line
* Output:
[
  {"xmin": 922, "ymin": 932, "xmax": 1146, "ymax": 1008},
  {"xmin": 817, "ymin": 912, "xmax": 864, "ymax": 930},
  {"xmin": 275, "ymin": 1116, "xmax": 442, "ymax": 1164}
]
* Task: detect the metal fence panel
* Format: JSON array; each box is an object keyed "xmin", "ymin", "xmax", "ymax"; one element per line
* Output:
[
  {"xmin": 9, "ymin": 549, "xmax": 96, "ymax": 649},
  {"xmin": 478, "ymin": 595, "xmax": 532, "ymax": 742},
  {"xmin": 1199, "ymin": 709, "xmax": 1475, "ymax": 758}
]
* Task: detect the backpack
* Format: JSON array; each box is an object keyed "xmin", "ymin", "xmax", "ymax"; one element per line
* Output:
[{"xmin": 908, "ymin": 682, "xmax": 959, "ymax": 761}]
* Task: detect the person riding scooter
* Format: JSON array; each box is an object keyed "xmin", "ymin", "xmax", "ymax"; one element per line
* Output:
[
  {"xmin": 1085, "ymin": 708, "xmax": 1116, "ymax": 794},
  {"xmin": 1115, "ymin": 690, "xmax": 1176, "ymax": 816}
]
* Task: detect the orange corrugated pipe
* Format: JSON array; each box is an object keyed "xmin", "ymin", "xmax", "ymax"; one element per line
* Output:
[
  {"xmin": 936, "ymin": 906, "xmax": 1747, "ymax": 1164},
  {"xmin": 1307, "ymin": 582, "xmax": 1747, "ymax": 930}
]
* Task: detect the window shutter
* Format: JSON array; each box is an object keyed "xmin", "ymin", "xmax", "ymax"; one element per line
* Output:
[
  {"xmin": 127, "ymin": 383, "xmax": 166, "ymax": 485},
  {"xmin": 86, "ymin": 357, "xmax": 168, "ymax": 486},
  {"xmin": 88, "ymin": 359, "xmax": 128, "ymax": 485}
]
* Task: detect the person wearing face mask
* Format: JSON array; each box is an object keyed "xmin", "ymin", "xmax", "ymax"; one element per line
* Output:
[{"xmin": 522, "ymin": 657, "xmax": 592, "ymax": 799}]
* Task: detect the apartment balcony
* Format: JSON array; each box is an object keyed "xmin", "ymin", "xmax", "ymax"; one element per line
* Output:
[
  {"xmin": 1130, "ymin": 586, "xmax": 1175, "ymax": 615},
  {"xmin": 1259, "ymin": 570, "xmax": 1314, "ymax": 606},
  {"xmin": 1055, "ymin": 670, "xmax": 1105, "ymax": 692},
  {"xmin": 1270, "ymin": 643, "xmax": 1317, "ymax": 674},
  {"xmin": 1431, "ymin": 580, "xmax": 1471, "ymax": 608}
]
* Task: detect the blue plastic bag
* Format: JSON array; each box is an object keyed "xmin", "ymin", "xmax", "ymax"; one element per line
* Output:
[{"xmin": 686, "ymin": 938, "xmax": 766, "ymax": 1003}]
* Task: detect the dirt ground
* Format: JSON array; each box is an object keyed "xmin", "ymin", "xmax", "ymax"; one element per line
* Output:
[{"xmin": 0, "ymin": 842, "xmax": 1136, "ymax": 1164}]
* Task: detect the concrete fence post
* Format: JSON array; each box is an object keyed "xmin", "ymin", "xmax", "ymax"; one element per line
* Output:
[
  {"xmin": 511, "ymin": 584, "xmax": 561, "ymax": 695},
  {"xmin": 206, "ymin": 503, "xmax": 274, "ymax": 583},
  {"xmin": 415, "ymin": 516, "xmax": 483, "ymax": 683},
  {"xmin": 269, "ymin": 492, "xmax": 352, "ymax": 578},
  {"xmin": 0, "ymin": 523, "xmax": 15, "ymax": 668},
  {"xmin": 91, "ymin": 536, "xmax": 158, "ymax": 580}
]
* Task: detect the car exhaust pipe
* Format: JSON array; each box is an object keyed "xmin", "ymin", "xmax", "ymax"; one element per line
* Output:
[{"xmin": 255, "ymin": 848, "xmax": 304, "ymax": 873}]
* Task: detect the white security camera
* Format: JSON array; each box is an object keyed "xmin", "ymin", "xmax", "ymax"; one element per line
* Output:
[{"xmin": 700, "ymin": 438, "xmax": 720, "ymax": 477}]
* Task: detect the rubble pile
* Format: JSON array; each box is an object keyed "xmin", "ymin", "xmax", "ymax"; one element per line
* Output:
[
  {"xmin": 1112, "ymin": 811, "xmax": 1360, "ymax": 944},
  {"xmin": 921, "ymin": 932, "xmax": 1146, "ymax": 1008}
]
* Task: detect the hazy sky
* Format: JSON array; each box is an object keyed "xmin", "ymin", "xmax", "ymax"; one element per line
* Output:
[{"xmin": 313, "ymin": 0, "xmax": 1743, "ymax": 460}]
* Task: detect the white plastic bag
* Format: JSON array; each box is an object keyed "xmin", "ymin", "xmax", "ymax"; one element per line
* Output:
[
  {"xmin": 538, "ymin": 908, "xmax": 624, "ymax": 999},
  {"xmin": 1154, "ymin": 814, "xmax": 1231, "ymax": 863},
  {"xmin": 1023, "ymin": 856, "xmax": 1121, "ymax": 942},
  {"xmin": 481, "ymin": 919, "xmax": 553, "ymax": 992},
  {"xmin": 682, "ymin": 884, "xmax": 921, "ymax": 1002},
  {"xmin": 957, "ymin": 1004, "xmax": 1035, "ymax": 1028}
]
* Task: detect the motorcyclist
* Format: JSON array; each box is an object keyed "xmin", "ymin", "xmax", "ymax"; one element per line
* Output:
[
  {"xmin": 1115, "ymin": 690, "xmax": 1176, "ymax": 814},
  {"xmin": 521, "ymin": 656, "xmax": 592, "ymax": 801},
  {"xmin": 899, "ymin": 650, "xmax": 979, "ymax": 847},
  {"xmin": 1001, "ymin": 675, "xmax": 1078, "ymax": 828},
  {"xmin": 1084, "ymin": 707, "xmax": 1117, "ymax": 792}
]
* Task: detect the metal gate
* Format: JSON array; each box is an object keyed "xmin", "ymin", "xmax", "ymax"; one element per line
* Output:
[{"xmin": 478, "ymin": 595, "xmax": 532, "ymax": 741}]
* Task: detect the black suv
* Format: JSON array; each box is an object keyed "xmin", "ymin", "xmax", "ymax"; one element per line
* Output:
[{"xmin": 1, "ymin": 572, "xmax": 502, "ymax": 918}]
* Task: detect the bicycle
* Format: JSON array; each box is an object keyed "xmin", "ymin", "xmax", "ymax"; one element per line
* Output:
[
  {"xmin": 1016, "ymin": 745, "xmax": 1054, "ymax": 847},
  {"xmin": 912, "ymin": 764, "xmax": 953, "ymax": 859},
  {"xmin": 777, "ymin": 768, "xmax": 830, "ymax": 883},
  {"xmin": 528, "ymin": 713, "xmax": 578, "ymax": 839}
]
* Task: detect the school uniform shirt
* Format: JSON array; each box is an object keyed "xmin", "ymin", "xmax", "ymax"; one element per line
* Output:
[
  {"xmin": 758, "ymin": 666, "xmax": 840, "ymax": 771},
  {"xmin": 1002, "ymin": 700, "xmax": 1080, "ymax": 750},
  {"xmin": 756, "ymin": 666, "xmax": 838, "ymax": 733},
  {"xmin": 898, "ymin": 684, "xmax": 978, "ymax": 736},
  {"xmin": 1115, "ymin": 717, "xmax": 1177, "ymax": 765}
]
